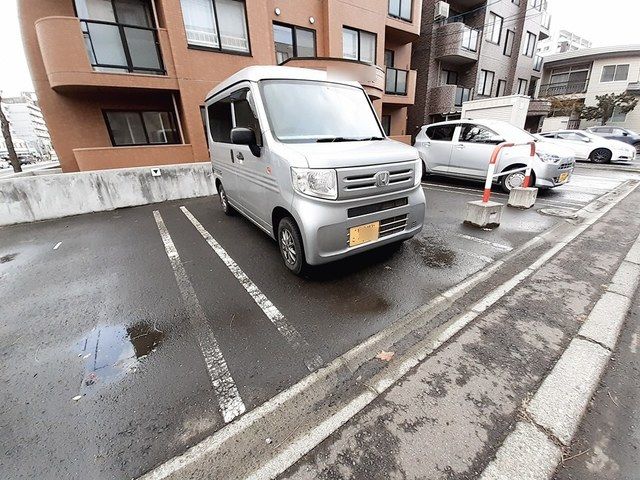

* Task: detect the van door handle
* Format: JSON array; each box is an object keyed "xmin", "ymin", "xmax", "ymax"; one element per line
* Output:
[{"xmin": 236, "ymin": 152, "xmax": 244, "ymax": 161}]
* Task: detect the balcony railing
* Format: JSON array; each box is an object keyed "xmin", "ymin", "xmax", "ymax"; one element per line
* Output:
[
  {"xmin": 461, "ymin": 26, "xmax": 480, "ymax": 52},
  {"xmin": 80, "ymin": 19, "xmax": 165, "ymax": 75},
  {"xmin": 539, "ymin": 80, "xmax": 589, "ymax": 97},
  {"xmin": 385, "ymin": 67, "xmax": 408, "ymax": 95},
  {"xmin": 454, "ymin": 86, "xmax": 472, "ymax": 107}
]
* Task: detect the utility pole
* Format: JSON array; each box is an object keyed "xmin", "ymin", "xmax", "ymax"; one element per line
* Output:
[{"xmin": 0, "ymin": 92, "xmax": 22, "ymax": 173}]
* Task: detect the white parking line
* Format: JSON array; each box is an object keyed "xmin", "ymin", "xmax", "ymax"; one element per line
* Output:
[
  {"xmin": 154, "ymin": 211, "xmax": 246, "ymax": 424},
  {"xmin": 180, "ymin": 206, "xmax": 324, "ymax": 372},
  {"xmin": 454, "ymin": 233, "xmax": 513, "ymax": 252}
]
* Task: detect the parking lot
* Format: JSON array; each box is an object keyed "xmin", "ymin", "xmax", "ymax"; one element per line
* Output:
[{"xmin": 0, "ymin": 163, "xmax": 637, "ymax": 479}]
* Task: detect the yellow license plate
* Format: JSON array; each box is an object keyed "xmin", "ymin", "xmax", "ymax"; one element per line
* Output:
[
  {"xmin": 558, "ymin": 172, "xmax": 570, "ymax": 183},
  {"xmin": 349, "ymin": 221, "xmax": 380, "ymax": 247}
]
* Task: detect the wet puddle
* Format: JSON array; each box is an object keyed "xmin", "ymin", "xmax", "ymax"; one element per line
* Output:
[
  {"xmin": 411, "ymin": 236, "xmax": 456, "ymax": 268},
  {"xmin": 0, "ymin": 253, "xmax": 18, "ymax": 263},
  {"xmin": 76, "ymin": 323, "xmax": 164, "ymax": 393}
]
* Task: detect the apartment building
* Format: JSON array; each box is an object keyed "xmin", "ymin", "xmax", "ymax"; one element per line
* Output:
[
  {"xmin": 539, "ymin": 45, "xmax": 640, "ymax": 132},
  {"xmin": 1, "ymin": 93, "xmax": 54, "ymax": 160},
  {"xmin": 19, "ymin": 0, "xmax": 422, "ymax": 172},
  {"xmin": 537, "ymin": 29, "xmax": 592, "ymax": 57},
  {"xmin": 408, "ymin": 0, "xmax": 551, "ymax": 135}
]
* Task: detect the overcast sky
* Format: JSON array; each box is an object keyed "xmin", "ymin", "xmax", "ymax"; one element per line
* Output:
[{"xmin": 1, "ymin": 0, "xmax": 639, "ymax": 95}]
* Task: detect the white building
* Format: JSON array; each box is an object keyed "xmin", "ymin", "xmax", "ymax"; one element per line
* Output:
[
  {"xmin": 537, "ymin": 30, "xmax": 592, "ymax": 57},
  {"xmin": 1, "ymin": 93, "xmax": 54, "ymax": 160},
  {"xmin": 539, "ymin": 45, "xmax": 640, "ymax": 132}
]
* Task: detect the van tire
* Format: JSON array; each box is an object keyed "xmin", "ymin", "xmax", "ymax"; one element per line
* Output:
[
  {"xmin": 218, "ymin": 183, "xmax": 234, "ymax": 216},
  {"xmin": 278, "ymin": 217, "xmax": 307, "ymax": 275}
]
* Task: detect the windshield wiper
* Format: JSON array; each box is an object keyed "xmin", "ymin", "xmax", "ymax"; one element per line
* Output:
[{"xmin": 315, "ymin": 136, "xmax": 384, "ymax": 143}]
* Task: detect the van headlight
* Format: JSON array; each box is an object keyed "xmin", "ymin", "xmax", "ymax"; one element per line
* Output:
[
  {"xmin": 537, "ymin": 152, "xmax": 561, "ymax": 164},
  {"xmin": 291, "ymin": 167, "xmax": 338, "ymax": 200}
]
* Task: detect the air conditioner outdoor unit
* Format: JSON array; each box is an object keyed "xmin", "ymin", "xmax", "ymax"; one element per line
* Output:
[{"xmin": 434, "ymin": 1, "xmax": 450, "ymax": 21}]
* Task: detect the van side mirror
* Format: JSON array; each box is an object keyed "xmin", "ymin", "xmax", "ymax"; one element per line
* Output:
[{"xmin": 231, "ymin": 127, "xmax": 260, "ymax": 157}]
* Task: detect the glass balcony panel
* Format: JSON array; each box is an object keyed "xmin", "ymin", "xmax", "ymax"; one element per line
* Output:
[
  {"xmin": 124, "ymin": 27, "xmax": 161, "ymax": 70},
  {"xmin": 86, "ymin": 22, "xmax": 128, "ymax": 68}
]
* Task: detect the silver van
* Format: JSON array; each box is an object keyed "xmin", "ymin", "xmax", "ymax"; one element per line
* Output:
[
  {"xmin": 415, "ymin": 119, "xmax": 576, "ymax": 193},
  {"xmin": 204, "ymin": 66, "xmax": 426, "ymax": 274}
]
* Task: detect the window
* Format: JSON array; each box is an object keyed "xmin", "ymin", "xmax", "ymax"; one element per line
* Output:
[
  {"xmin": 533, "ymin": 55, "xmax": 543, "ymax": 71},
  {"xmin": 601, "ymin": 64, "xmax": 630, "ymax": 82},
  {"xmin": 273, "ymin": 23, "xmax": 316, "ymax": 64},
  {"xmin": 528, "ymin": 77, "xmax": 539, "ymax": 96},
  {"xmin": 496, "ymin": 79, "xmax": 507, "ymax": 97},
  {"xmin": 459, "ymin": 124, "xmax": 500, "ymax": 144},
  {"xmin": 381, "ymin": 115, "xmax": 391, "ymax": 136},
  {"xmin": 611, "ymin": 106, "xmax": 628, "ymax": 122},
  {"xmin": 557, "ymin": 131, "xmax": 587, "ymax": 141},
  {"xmin": 517, "ymin": 78, "xmax": 528, "ymax": 95},
  {"xmin": 440, "ymin": 69, "xmax": 458, "ymax": 85},
  {"xmin": 384, "ymin": 49, "xmax": 394, "ymax": 67},
  {"xmin": 425, "ymin": 124, "xmax": 456, "ymax": 141},
  {"xmin": 503, "ymin": 29, "xmax": 514, "ymax": 56},
  {"xmin": 522, "ymin": 31, "xmax": 536, "ymax": 57},
  {"xmin": 477, "ymin": 70, "xmax": 495, "ymax": 96},
  {"xmin": 461, "ymin": 27, "xmax": 479, "ymax": 51},
  {"xmin": 531, "ymin": 0, "xmax": 542, "ymax": 10},
  {"xmin": 342, "ymin": 27, "xmax": 376, "ymax": 64},
  {"xmin": 207, "ymin": 88, "xmax": 261, "ymax": 144},
  {"xmin": 104, "ymin": 110, "xmax": 179, "ymax": 146},
  {"xmin": 180, "ymin": 0, "xmax": 249, "ymax": 53},
  {"xmin": 388, "ymin": 0, "xmax": 412, "ymax": 21},
  {"xmin": 486, "ymin": 12, "xmax": 503, "ymax": 44}
]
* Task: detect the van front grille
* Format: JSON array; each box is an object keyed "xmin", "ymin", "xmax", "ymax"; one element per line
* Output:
[
  {"xmin": 347, "ymin": 197, "xmax": 408, "ymax": 218},
  {"xmin": 379, "ymin": 214, "xmax": 408, "ymax": 237},
  {"xmin": 337, "ymin": 161, "xmax": 416, "ymax": 200}
]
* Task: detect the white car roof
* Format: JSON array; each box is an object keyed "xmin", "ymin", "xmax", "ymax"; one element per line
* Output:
[{"xmin": 205, "ymin": 65, "xmax": 361, "ymax": 101}]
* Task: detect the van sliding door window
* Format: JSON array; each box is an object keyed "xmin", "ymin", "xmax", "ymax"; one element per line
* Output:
[{"xmin": 208, "ymin": 98, "xmax": 233, "ymax": 143}]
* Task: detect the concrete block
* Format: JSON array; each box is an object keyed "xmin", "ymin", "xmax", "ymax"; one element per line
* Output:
[
  {"xmin": 463, "ymin": 200, "xmax": 504, "ymax": 228},
  {"xmin": 527, "ymin": 338, "xmax": 611, "ymax": 445},
  {"xmin": 507, "ymin": 187, "xmax": 538, "ymax": 209},
  {"xmin": 625, "ymin": 240, "xmax": 640, "ymax": 265},
  {"xmin": 480, "ymin": 422, "xmax": 562, "ymax": 480},
  {"xmin": 607, "ymin": 260, "xmax": 640, "ymax": 298},
  {"xmin": 579, "ymin": 291, "xmax": 631, "ymax": 350}
]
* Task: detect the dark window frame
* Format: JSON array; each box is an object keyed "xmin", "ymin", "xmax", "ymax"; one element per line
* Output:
[
  {"xmin": 440, "ymin": 69, "xmax": 458, "ymax": 85},
  {"xmin": 342, "ymin": 26, "xmax": 377, "ymax": 64},
  {"xmin": 601, "ymin": 64, "xmax": 630, "ymax": 82},
  {"xmin": 388, "ymin": 0, "xmax": 413, "ymax": 22},
  {"xmin": 103, "ymin": 109, "xmax": 180, "ymax": 147},
  {"xmin": 517, "ymin": 78, "xmax": 528, "ymax": 95},
  {"xmin": 478, "ymin": 69, "xmax": 495, "ymax": 96},
  {"xmin": 180, "ymin": 0, "xmax": 252, "ymax": 56},
  {"xmin": 384, "ymin": 49, "xmax": 395, "ymax": 67},
  {"xmin": 486, "ymin": 12, "xmax": 503, "ymax": 45},
  {"xmin": 381, "ymin": 114, "xmax": 392, "ymax": 136},
  {"xmin": 503, "ymin": 29, "xmax": 514, "ymax": 56},
  {"xmin": 273, "ymin": 21, "xmax": 317, "ymax": 64},
  {"xmin": 496, "ymin": 79, "xmax": 507, "ymax": 97},
  {"xmin": 74, "ymin": 0, "xmax": 166, "ymax": 75},
  {"xmin": 522, "ymin": 31, "xmax": 536, "ymax": 57}
]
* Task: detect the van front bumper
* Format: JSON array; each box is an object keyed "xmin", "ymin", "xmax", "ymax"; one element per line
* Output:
[{"xmin": 292, "ymin": 186, "xmax": 426, "ymax": 265}]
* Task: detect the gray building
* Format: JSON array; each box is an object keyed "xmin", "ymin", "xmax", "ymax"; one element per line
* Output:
[
  {"xmin": 537, "ymin": 30, "xmax": 592, "ymax": 57},
  {"xmin": 1, "ymin": 93, "xmax": 54, "ymax": 160},
  {"xmin": 408, "ymin": 0, "xmax": 551, "ymax": 135}
]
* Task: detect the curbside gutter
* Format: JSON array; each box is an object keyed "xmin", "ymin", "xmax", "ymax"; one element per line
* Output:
[{"xmin": 479, "ymin": 226, "xmax": 640, "ymax": 479}]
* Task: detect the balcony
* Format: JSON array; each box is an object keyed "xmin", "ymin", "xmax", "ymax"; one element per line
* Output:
[
  {"xmin": 282, "ymin": 57, "xmax": 386, "ymax": 99},
  {"xmin": 428, "ymin": 85, "xmax": 472, "ymax": 114},
  {"xmin": 35, "ymin": 16, "xmax": 178, "ymax": 92},
  {"xmin": 539, "ymin": 80, "xmax": 589, "ymax": 97},
  {"xmin": 433, "ymin": 23, "xmax": 480, "ymax": 64},
  {"xmin": 383, "ymin": 68, "xmax": 416, "ymax": 105},
  {"xmin": 386, "ymin": 0, "xmax": 422, "ymax": 43}
]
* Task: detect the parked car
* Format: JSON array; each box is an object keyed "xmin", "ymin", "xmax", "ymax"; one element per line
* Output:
[
  {"xmin": 586, "ymin": 126, "xmax": 640, "ymax": 155},
  {"xmin": 205, "ymin": 66, "xmax": 426, "ymax": 274},
  {"xmin": 414, "ymin": 119, "xmax": 575, "ymax": 193},
  {"xmin": 537, "ymin": 130, "xmax": 636, "ymax": 163}
]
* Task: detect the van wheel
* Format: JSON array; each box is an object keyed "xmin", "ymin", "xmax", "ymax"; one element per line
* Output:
[
  {"xmin": 218, "ymin": 183, "xmax": 234, "ymax": 216},
  {"xmin": 278, "ymin": 217, "xmax": 306, "ymax": 275}
]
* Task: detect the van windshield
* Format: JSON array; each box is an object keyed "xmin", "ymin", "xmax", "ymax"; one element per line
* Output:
[{"xmin": 259, "ymin": 80, "xmax": 384, "ymax": 143}]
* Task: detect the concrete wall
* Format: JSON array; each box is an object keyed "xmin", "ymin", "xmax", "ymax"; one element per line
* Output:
[
  {"xmin": 0, "ymin": 163, "xmax": 216, "ymax": 226},
  {"xmin": 462, "ymin": 95, "xmax": 531, "ymax": 127}
]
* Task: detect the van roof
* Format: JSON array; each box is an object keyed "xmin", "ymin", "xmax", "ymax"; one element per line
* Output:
[{"xmin": 206, "ymin": 65, "xmax": 358, "ymax": 101}]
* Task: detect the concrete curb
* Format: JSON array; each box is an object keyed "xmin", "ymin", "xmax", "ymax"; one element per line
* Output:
[{"xmin": 479, "ymin": 226, "xmax": 640, "ymax": 478}]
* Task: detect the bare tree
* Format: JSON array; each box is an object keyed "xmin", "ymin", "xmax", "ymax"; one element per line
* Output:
[{"xmin": 0, "ymin": 92, "xmax": 22, "ymax": 173}]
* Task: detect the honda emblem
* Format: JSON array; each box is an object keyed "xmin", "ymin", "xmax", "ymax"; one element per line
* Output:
[{"xmin": 374, "ymin": 170, "xmax": 390, "ymax": 187}]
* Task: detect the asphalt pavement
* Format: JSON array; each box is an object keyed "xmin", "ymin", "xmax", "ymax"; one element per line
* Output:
[{"xmin": 0, "ymin": 164, "xmax": 637, "ymax": 479}]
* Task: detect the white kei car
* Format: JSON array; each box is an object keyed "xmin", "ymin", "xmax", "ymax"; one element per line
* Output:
[{"xmin": 536, "ymin": 130, "xmax": 636, "ymax": 163}]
